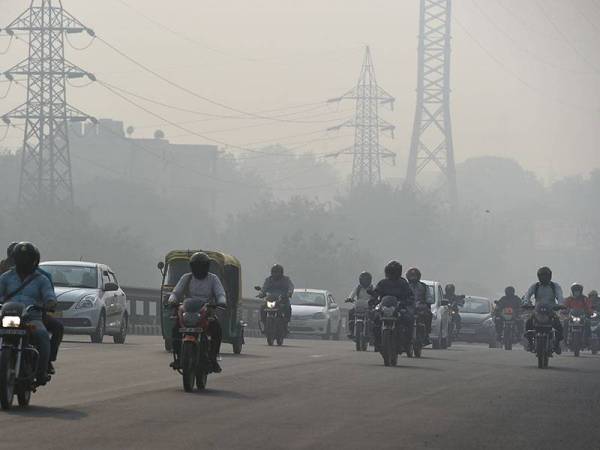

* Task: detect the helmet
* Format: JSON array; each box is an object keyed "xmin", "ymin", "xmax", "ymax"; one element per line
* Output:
[
  {"xmin": 445, "ymin": 284, "xmax": 456, "ymax": 295},
  {"xmin": 406, "ymin": 267, "xmax": 421, "ymax": 282},
  {"xmin": 571, "ymin": 283, "xmax": 584, "ymax": 296},
  {"xmin": 189, "ymin": 252, "xmax": 211, "ymax": 279},
  {"xmin": 505, "ymin": 286, "xmax": 515, "ymax": 296},
  {"xmin": 537, "ymin": 267, "xmax": 552, "ymax": 284},
  {"xmin": 589, "ymin": 290, "xmax": 598, "ymax": 298},
  {"xmin": 6, "ymin": 242, "xmax": 17, "ymax": 258},
  {"xmin": 12, "ymin": 241, "xmax": 38, "ymax": 275},
  {"xmin": 271, "ymin": 264, "xmax": 284, "ymax": 278},
  {"xmin": 358, "ymin": 271, "xmax": 372, "ymax": 288},
  {"xmin": 384, "ymin": 261, "xmax": 402, "ymax": 281}
]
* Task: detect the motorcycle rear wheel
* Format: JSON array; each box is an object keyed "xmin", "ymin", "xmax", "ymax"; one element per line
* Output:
[
  {"xmin": 196, "ymin": 369, "xmax": 208, "ymax": 390},
  {"xmin": 181, "ymin": 341, "xmax": 197, "ymax": 393},
  {"xmin": 17, "ymin": 387, "xmax": 31, "ymax": 407},
  {"xmin": 382, "ymin": 330, "xmax": 394, "ymax": 366},
  {"xmin": 0, "ymin": 350, "xmax": 16, "ymax": 410},
  {"xmin": 504, "ymin": 326, "xmax": 512, "ymax": 351}
]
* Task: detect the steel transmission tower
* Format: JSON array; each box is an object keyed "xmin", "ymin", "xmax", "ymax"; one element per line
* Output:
[
  {"xmin": 328, "ymin": 46, "xmax": 395, "ymax": 189},
  {"xmin": 1, "ymin": 0, "xmax": 95, "ymax": 209},
  {"xmin": 405, "ymin": 0, "xmax": 457, "ymax": 207}
]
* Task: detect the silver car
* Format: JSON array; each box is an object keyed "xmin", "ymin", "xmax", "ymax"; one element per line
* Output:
[
  {"xmin": 40, "ymin": 261, "xmax": 128, "ymax": 344},
  {"xmin": 289, "ymin": 289, "xmax": 342, "ymax": 340},
  {"xmin": 423, "ymin": 280, "xmax": 451, "ymax": 349}
]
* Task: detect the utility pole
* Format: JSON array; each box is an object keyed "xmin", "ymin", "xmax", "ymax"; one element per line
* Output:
[
  {"xmin": 1, "ymin": 0, "xmax": 96, "ymax": 210},
  {"xmin": 328, "ymin": 46, "xmax": 395, "ymax": 189},
  {"xmin": 405, "ymin": 0, "xmax": 458, "ymax": 207}
]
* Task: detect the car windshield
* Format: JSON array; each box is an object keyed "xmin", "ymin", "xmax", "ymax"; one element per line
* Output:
[
  {"xmin": 459, "ymin": 298, "xmax": 491, "ymax": 314},
  {"xmin": 42, "ymin": 265, "xmax": 98, "ymax": 289},
  {"xmin": 291, "ymin": 292, "xmax": 326, "ymax": 307}
]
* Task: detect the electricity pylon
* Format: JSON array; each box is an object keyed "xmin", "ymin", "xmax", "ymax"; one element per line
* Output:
[
  {"xmin": 405, "ymin": 0, "xmax": 458, "ymax": 207},
  {"xmin": 2, "ymin": 0, "xmax": 96, "ymax": 209},
  {"xmin": 328, "ymin": 46, "xmax": 395, "ymax": 189}
]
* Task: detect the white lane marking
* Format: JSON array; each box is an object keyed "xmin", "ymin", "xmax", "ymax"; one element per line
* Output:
[{"xmin": 310, "ymin": 354, "xmax": 325, "ymax": 358}]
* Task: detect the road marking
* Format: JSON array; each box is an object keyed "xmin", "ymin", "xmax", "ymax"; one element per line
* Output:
[{"xmin": 310, "ymin": 354, "xmax": 325, "ymax": 358}]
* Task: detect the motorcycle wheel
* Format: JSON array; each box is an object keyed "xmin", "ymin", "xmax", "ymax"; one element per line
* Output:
[
  {"xmin": 504, "ymin": 326, "xmax": 512, "ymax": 351},
  {"xmin": 0, "ymin": 350, "xmax": 16, "ymax": 410},
  {"xmin": 266, "ymin": 317, "xmax": 275, "ymax": 346},
  {"xmin": 382, "ymin": 329, "xmax": 394, "ymax": 366},
  {"xmin": 276, "ymin": 319, "xmax": 285, "ymax": 346},
  {"xmin": 181, "ymin": 341, "xmax": 197, "ymax": 393},
  {"xmin": 413, "ymin": 338, "xmax": 422, "ymax": 358},
  {"xmin": 196, "ymin": 369, "xmax": 208, "ymax": 391},
  {"xmin": 355, "ymin": 323, "xmax": 363, "ymax": 352},
  {"xmin": 17, "ymin": 387, "xmax": 31, "ymax": 407},
  {"xmin": 573, "ymin": 333, "xmax": 581, "ymax": 357}
]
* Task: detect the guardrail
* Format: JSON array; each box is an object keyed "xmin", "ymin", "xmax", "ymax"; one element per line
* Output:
[{"xmin": 122, "ymin": 286, "xmax": 263, "ymax": 336}]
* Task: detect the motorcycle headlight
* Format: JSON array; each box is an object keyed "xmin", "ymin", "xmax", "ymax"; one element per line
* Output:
[
  {"xmin": 572, "ymin": 317, "xmax": 581, "ymax": 323},
  {"xmin": 2, "ymin": 316, "xmax": 21, "ymax": 328},
  {"xmin": 76, "ymin": 294, "xmax": 98, "ymax": 309},
  {"xmin": 312, "ymin": 312, "xmax": 326, "ymax": 319},
  {"xmin": 591, "ymin": 313, "xmax": 598, "ymax": 319},
  {"xmin": 267, "ymin": 301, "xmax": 276, "ymax": 309}
]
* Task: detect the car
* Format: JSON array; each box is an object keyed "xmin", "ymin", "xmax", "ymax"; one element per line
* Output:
[
  {"xmin": 456, "ymin": 296, "xmax": 494, "ymax": 343},
  {"xmin": 423, "ymin": 280, "xmax": 451, "ymax": 349},
  {"xmin": 289, "ymin": 289, "xmax": 342, "ymax": 340},
  {"xmin": 40, "ymin": 261, "xmax": 128, "ymax": 344}
]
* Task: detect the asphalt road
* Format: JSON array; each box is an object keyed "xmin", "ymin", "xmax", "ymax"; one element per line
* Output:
[{"xmin": 0, "ymin": 336, "xmax": 598, "ymax": 450}]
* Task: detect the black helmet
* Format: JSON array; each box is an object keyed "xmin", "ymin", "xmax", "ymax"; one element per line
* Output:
[
  {"xmin": 445, "ymin": 284, "xmax": 455, "ymax": 295},
  {"xmin": 505, "ymin": 286, "xmax": 515, "ymax": 296},
  {"xmin": 6, "ymin": 242, "xmax": 17, "ymax": 258},
  {"xmin": 12, "ymin": 241, "xmax": 38, "ymax": 275},
  {"xmin": 406, "ymin": 267, "xmax": 421, "ymax": 282},
  {"xmin": 358, "ymin": 271, "xmax": 372, "ymax": 288},
  {"xmin": 589, "ymin": 290, "xmax": 598, "ymax": 299},
  {"xmin": 189, "ymin": 252, "xmax": 211, "ymax": 279},
  {"xmin": 271, "ymin": 264, "xmax": 284, "ymax": 278},
  {"xmin": 384, "ymin": 261, "xmax": 402, "ymax": 281},
  {"xmin": 571, "ymin": 283, "xmax": 583, "ymax": 296},
  {"xmin": 537, "ymin": 267, "xmax": 552, "ymax": 284}
]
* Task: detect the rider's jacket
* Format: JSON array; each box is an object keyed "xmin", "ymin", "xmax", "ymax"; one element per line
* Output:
[
  {"xmin": 564, "ymin": 296, "xmax": 593, "ymax": 315},
  {"xmin": 261, "ymin": 275, "xmax": 294, "ymax": 299},
  {"xmin": 372, "ymin": 278, "xmax": 413, "ymax": 307},
  {"xmin": 444, "ymin": 294, "xmax": 465, "ymax": 308},
  {"xmin": 494, "ymin": 295, "xmax": 521, "ymax": 316},
  {"xmin": 0, "ymin": 269, "xmax": 56, "ymax": 320},
  {"xmin": 523, "ymin": 282, "xmax": 564, "ymax": 306},
  {"xmin": 348, "ymin": 285, "xmax": 373, "ymax": 311},
  {"xmin": 408, "ymin": 281, "xmax": 433, "ymax": 305},
  {"xmin": 169, "ymin": 272, "xmax": 226, "ymax": 306}
]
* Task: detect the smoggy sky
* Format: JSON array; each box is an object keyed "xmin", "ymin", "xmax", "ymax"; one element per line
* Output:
[{"xmin": 1, "ymin": 0, "xmax": 599, "ymax": 182}]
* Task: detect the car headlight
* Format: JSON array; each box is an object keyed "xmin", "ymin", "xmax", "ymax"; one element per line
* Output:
[
  {"xmin": 312, "ymin": 312, "xmax": 326, "ymax": 319},
  {"xmin": 267, "ymin": 301, "xmax": 276, "ymax": 309},
  {"xmin": 2, "ymin": 316, "xmax": 21, "ymax": 328},
  {"xmin": 76, "ymin": 294, "xmax": 98, "ymax": 309}
]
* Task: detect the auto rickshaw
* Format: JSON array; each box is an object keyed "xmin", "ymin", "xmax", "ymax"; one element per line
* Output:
[{"xmin": 157, "ymin": 250, "xmax": 245, "ymax": 354}]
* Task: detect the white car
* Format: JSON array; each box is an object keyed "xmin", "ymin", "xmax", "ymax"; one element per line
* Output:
[
  {"xmin": 423, "ymin": 280, "xmax": 451, "ymax": 349},
  {"xmin": 40, "ymin": 261, "xmax": 128, "ymax": 344},
  {"xmin": 289, "ymin": 289, "xmax": 342, "ymax": 340}
]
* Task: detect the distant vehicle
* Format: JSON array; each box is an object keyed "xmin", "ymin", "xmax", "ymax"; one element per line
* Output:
[
  {"xmin": 40, "ymin": 261, "xmax": 128, "ymax": 344},
  {"xmin": 456, "ymin": 296, "xmax": 494, "ymax": 343},
  {"xmin": 289, "ymin": 289, "xmax": 342, "ymax": 340},
  {"xmin": 423, "ymin": 280, "xmax": 451, "ymax": 349}
]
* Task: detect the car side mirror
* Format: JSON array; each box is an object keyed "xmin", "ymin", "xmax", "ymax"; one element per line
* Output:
[
  {"xmin": 254, "ymin": 286, "xmax": 262, "ymax": 291},
  {"xmin": 104, "ymin": 282, "xmax": 118, "ymax": 292},
  {"xmin": 494, "ymin": 300, "xmax": 499, "ymax": 305},
  {"xmin": 440, "ymin": 300, "xmax": 449, "ymax": 306},
  {"xmin": 329, "ymin": 303, "xmax": 337, "ymax": 310}
]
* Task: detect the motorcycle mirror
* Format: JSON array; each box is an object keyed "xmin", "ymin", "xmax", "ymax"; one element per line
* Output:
[
  {"xmin": 254, "ymin": 286, "xmax": 262, "ymax": 291},
  {"xmin": 494, "ymin": 300, "xmax": 499, "ymax": 304}
]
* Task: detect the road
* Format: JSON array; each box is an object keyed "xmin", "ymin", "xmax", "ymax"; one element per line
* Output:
[{"xmin": 0, "ymin": 336, "xmax": 598, "ymax": 450}]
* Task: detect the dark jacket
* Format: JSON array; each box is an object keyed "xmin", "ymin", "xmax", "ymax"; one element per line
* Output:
[
  {"xmin": 494, "ymin": 295, "xmax": 521, "ymax": 316},
  {"xmin": 371, "ymin": 278, "xmax": 413, "ymax": 307},
  {"xmin": 261, "ymin": 275, "xmax": 294, "ymax": 298}
]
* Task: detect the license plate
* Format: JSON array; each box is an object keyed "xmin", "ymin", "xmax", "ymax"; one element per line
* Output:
[
  {"xmin": 179, "ymin": 328, "xmax": 202, "ymax": 333},
  {"xmin": 0, "ymin": 329, "xmax": 26, "ymax": 336}
]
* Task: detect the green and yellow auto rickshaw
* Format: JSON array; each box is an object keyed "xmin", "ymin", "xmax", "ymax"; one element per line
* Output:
[{"xmin": 157, "ymin": 250, "xmax": 245, "ymax": 354}]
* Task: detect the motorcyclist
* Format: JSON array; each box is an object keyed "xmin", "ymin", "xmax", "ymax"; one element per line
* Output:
[
  {"xmin": 0, "ymin": 242, "xmax": 18, "ymax": 274},
  {"xmin": 589, "ymin": 290, "xmax": 600, "ymax": 311},
  {"xmin": 259, "ymin": 264, "xmax": 294, "ymax": 334},
  {"xmin": 406, "ymin": 267, "xmax": 433, "ymax": 346},
  {"xmin": 370, "ymin": 261, "xmax": 414, "ymax": 352},
  {"xmin": 167, "ymin": 252, "xmax": 226, "ymax": 373},
  {"xmin": 0, "ymin": 242, "xmax": 55, "ymax": 385},
  {"xmin": 493, "ymin": 286, "xmax": 522, "ymax": 341},
  {"xmin": 345, "ymin": 271, "xmax": 374, "ymax": 339},
  {"xmin": 444, "ymin": 284, "xmax": 465, "ymax": 335},
  {"xmin": 523, "ymin": 266, "xmax": 564, "ymax": 354},
  {"xmin": 563, "ymin": 283, "xmax": 593, "ymax": 347},
  {"xmin": 31, "ymin": 246, "xmax": 64, "ymax": 376}
]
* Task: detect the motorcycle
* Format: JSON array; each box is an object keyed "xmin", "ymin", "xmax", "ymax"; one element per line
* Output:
[
  {"xmin": 170, "ymin": 299, "xmax": 219, "ymax": 392},
  {"xmin": 590, "ymin": 311, "xmax": 600, "ymax": 355},
  {"xmin": 411, "ymin": 302, "xmax": 429, "ymax": 358},
  {"xmin": 375, "ymin": 296, "xmax": 399, "ymax": 367},
  {"xmin": 256, "ymin": 287, "xmax": 287, "ymax": 346},
  {"xmin": 495, "ymin": 304, "xmax": 519, "ymax": 351},
  {"xmin": 0, "ymin": 303, "xmax": 48, "ymax": 410},
  {"xmin": 345, "ymin": 298, "xmax": 372, "ymax": 352},
  {"xmin": 523, "ymin": 303, "xmax": 564, "ymax": 369},
  {"xmin": 566, "ymin": 309, "xmax": 587, "ymax": 357},
  {"xmin": 448, "ymin": 303, "xmax": 461, "ymax": 340}
]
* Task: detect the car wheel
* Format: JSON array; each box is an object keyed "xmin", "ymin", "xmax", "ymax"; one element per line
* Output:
[
  {"xmin": 321, "ymin": 321, "xmax": 331, "ymax": 340},
  {"xmin": 91, "ymin": 312, "xmax": 106, "ymax": 344},
  {"xmin": 113, "ymin": 314, "xmax": 128, "ymax": 344}
]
